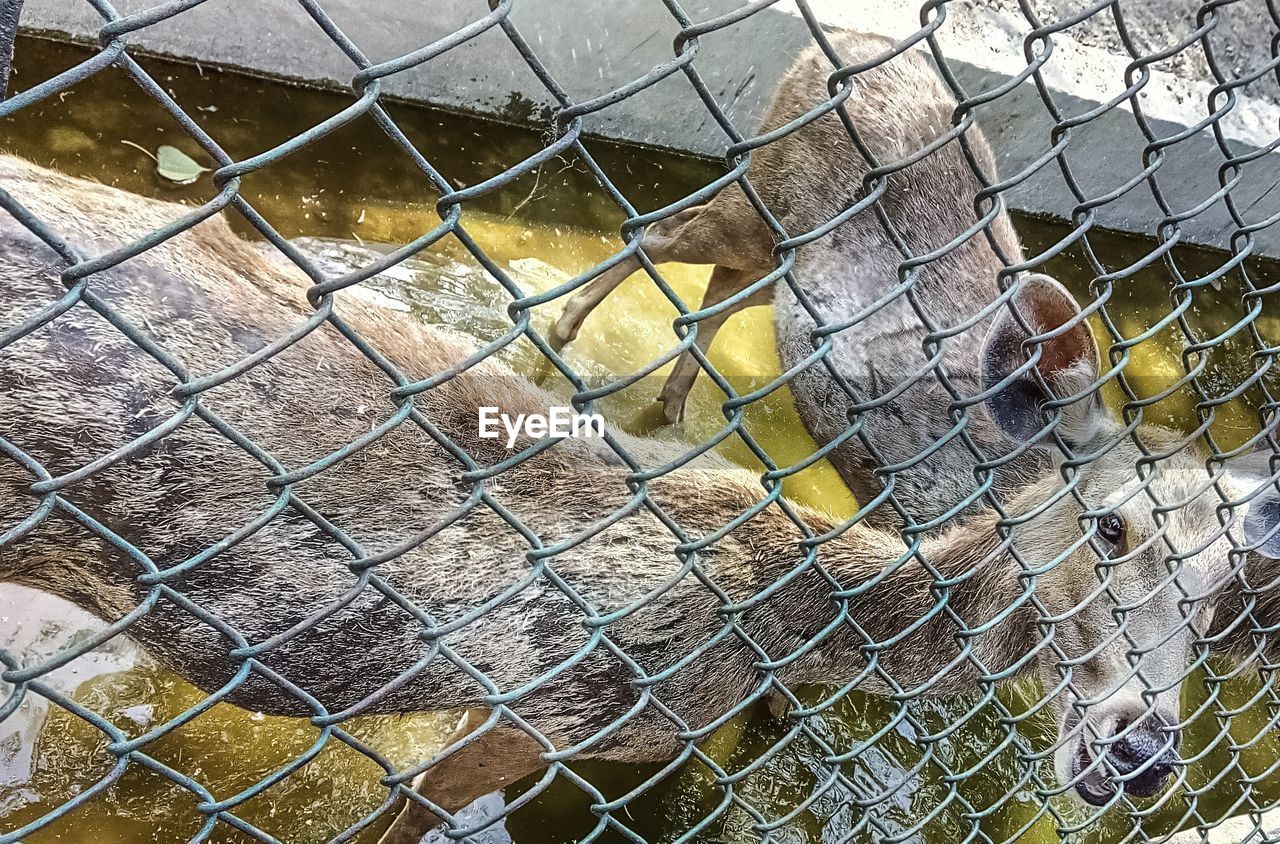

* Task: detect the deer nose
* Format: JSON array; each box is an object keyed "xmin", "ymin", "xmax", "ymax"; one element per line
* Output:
[{"xmin": 1106, "ymin": 717, "xmax": 1178, "ymax": 798}]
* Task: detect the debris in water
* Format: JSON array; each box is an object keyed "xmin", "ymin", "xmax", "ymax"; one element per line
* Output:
[
  {"xmin": 120, "ymin": 704, "xmax": 154, "ymax": 728},
  {"xmin": 155, "ymin": 145, "xmax": 211, "ymax": 185}
]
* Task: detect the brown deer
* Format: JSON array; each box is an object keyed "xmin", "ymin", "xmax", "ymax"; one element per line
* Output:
[
  {"xmin": 0, "ymin": 155, "xmax": 1277, "ymax": 844},
  {"xmin": 541, "ymin": 22, "xmax": 1280, "ymax": 837},
  {"xmin": 544, "ymin": 29, "xmax": 1054, "ymax": 532}
]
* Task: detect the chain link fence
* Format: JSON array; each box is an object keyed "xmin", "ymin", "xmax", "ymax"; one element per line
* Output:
[{"xmin": 3, "ymin": 1, "xmax": 1280, "ymax": 843}]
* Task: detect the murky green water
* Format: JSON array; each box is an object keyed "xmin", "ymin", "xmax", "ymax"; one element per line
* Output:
[{"xmin": 3, "ymin": 34, "xmax": 1280, "ymax": 844}]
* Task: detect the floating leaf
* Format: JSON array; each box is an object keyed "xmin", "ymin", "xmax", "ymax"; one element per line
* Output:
[{"xmin": 155, "ymin": 145, "xmax": 209, "ymax": 185}]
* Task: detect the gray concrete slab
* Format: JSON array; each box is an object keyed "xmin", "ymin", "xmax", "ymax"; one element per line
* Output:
[
  {"xmin": 13, "ymin": 0, "xmax": 814, "ymax": 155},
  {"xmin": 1167, "ymin": 809, "xmax": 1280, "ymax": 844},
  {"xmin": 12, "ymin": 0, "xmax": 1280, "ymax": 258}
]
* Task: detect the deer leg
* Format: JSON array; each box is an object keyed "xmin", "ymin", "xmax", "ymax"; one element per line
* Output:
[
  {"xmin": 657, "ymin": 267, "xmax": 771, "ymax": 424},
  {"xmin": 546, "ymin": 203, "xmax": 720, "ymax": 356},
  {"xmin": 541, "ymin": 182, "xmax": 773, "ymax": 387},
  {"xmin": 377, "ymin": 710, "xmax": 546, "ymax": 844}
]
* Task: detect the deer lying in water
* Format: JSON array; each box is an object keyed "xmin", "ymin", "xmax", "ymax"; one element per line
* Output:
[{"xmin": 1, "ymin": 156, "xmax": 1278, "ymax": 844}]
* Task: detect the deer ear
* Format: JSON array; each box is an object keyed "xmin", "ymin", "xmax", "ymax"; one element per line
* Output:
[
  {"xmin": 980, "ymin": 274, "xmax": 1102, "ymax": 449},
  {"xmin": 1244, "ymin": 491, "xmax": 1280, "ymax": 559},
  {"xmin": 1227, "ymin": 448, "xmax": 1280, "ymax": 559}
]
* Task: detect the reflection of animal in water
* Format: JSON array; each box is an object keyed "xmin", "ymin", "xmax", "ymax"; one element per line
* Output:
[
  {"xmin": 3, "ymin": 154, "xmax": 1278, "ymax": 844},
  {"xmin": 0, "ymin": 587, "xmax": 140, "ymax": 797}
]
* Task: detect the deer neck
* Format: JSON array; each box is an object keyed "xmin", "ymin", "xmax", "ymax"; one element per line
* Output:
[{"xmin": 724, "ymin": 498, "xmax": 1030, "ymax": 696}]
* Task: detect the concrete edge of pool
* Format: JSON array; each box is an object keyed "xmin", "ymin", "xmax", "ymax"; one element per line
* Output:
[{"xmin": 13, "ymin": 0, "xmax": 1280, "ymax": 260}]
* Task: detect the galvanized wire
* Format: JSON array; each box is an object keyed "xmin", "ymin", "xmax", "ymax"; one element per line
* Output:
[{"xmin": 1, "ymin": 1, "xmax": 1279, "ymax": 843}]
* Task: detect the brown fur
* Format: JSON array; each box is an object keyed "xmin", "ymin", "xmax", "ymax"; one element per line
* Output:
[
  {"xmin": 0, "ymin": 155, "xmax": 1033, "ymax": 838},
  {"xmin": 5, "ymin": 25, "xmax": 1280, "ymax": 835},
  {"xmin": 547, "ymin": 30, "xmax": 1036, "ymax": 530},
  {"xmin": 1, "ymin": 153, "xmax": 1274, "ymax": 842},
  {"xmin": 542, "ymin": 25, "xmax": 1280, "ymax": 829}
]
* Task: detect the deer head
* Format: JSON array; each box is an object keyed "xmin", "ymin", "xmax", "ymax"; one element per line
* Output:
[{"xmin": 979, "ymin": 274, "xmax": 1280, "ymax": 807}]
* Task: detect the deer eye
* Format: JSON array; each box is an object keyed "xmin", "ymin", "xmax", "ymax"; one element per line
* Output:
[{"xmin": 1096, "ymin": 512, "xmax": 1126, "ymax": 557}]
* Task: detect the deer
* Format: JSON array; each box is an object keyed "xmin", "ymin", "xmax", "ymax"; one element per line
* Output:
[
  {"xmin": 541, "ymin": 23, "xmax": 1280, "ymax": 834},
  {"xmin": 543, "ymin": 29, "xmax": 1062, "ymax": 533},
  {"xmin": 1, "ymin": 154, "xmax": 1278, "ymax": 844}
]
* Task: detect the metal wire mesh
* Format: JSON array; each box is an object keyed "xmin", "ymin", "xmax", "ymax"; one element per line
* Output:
[{"xmin": 2, "ymin": 1, "xmax": 1280, "ymax": 843}]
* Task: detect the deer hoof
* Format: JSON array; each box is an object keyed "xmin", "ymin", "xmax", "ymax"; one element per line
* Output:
[{"xmin": 656, "ymin": 392, "xmax": 687, "ymax": 425}]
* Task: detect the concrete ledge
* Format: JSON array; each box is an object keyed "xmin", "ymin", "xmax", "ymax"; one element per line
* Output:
[
  {"xmin": 13, "ymin": 0, "xmax": 1280, "ymax": 258},
  {"xmin": 1166, "ymin": 809, "xmax": 1280, "ymax": 844}
]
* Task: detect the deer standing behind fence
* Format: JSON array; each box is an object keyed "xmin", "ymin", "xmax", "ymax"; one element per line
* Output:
[{"xmin": 0, "ymin": 150, "xmax": 1278, "ymax": 844}]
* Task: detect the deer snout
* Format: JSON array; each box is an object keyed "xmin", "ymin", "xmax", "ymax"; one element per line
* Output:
[
  {"xmin": 1070, "ymin": 711, "xmax": 1179, "ymax": 806},
  {"xmin": 1106, "ymin": 718, "xmax": 1178, "ymax": 796}
]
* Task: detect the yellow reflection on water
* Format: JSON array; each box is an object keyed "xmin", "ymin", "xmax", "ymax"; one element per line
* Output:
[{"xmin": 439, "ymin": 211, "xmax": 861, "ymax": 518}]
